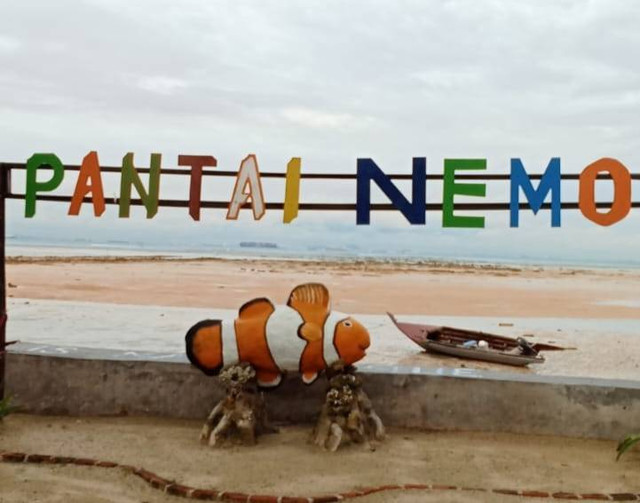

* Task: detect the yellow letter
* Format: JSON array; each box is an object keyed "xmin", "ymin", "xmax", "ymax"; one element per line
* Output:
[{"xmin": 283, "ymin": 157, "xmax": 301, "ymax": 223}]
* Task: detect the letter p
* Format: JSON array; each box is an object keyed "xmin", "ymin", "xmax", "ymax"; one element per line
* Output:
[{"xmin": 25, "ymin": 153, "xmax": 65, "ymax": 218}]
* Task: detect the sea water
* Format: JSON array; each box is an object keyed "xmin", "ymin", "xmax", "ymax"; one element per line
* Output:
[{"xmin": 6, "ymin": 238, "xmax": 640, "ymax": 271}]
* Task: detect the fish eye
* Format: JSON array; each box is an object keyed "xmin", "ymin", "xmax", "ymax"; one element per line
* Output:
[{"xmin": 343, "ymin": 320, "xmax": 352, "ymax": 328}]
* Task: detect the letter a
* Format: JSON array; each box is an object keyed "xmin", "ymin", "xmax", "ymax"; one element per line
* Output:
[
  {"xmin": 69, "ymin": 151, "xmax": 106, "ymax": 216},
  {"xmin": 226, "ymin": 154, "xmax": 266, "ymax": 220}
]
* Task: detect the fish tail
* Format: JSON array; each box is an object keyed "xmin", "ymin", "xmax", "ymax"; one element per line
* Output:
[{"xmin": 185, "ymin": 319, "xmax": 224, "ymax": 376}]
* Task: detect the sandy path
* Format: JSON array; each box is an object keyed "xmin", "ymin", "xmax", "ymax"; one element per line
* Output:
[
  {"xmin": 0, "ymin": 464, "xmax": 539, "ymax": 503},
  {"xmin": 1, "ymin": 414, "xmax": 639, "ymax": 502},
  {"xmin": 0, "ymin": 464, "xmax": 179, "ymax": 503},
  {"xmin": 6, "ymin": 257, "xmax": 640, "ymax": 318}
]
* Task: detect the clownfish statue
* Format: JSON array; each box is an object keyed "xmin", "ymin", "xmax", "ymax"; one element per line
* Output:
[{"xmin": 185, "ymin": 283, "xmax": 371, "ymax": 388}]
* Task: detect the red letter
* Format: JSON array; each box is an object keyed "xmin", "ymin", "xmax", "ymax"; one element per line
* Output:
[{"xmin": 178, "ymin": 155, "xmax": 217, "ymax": 221}]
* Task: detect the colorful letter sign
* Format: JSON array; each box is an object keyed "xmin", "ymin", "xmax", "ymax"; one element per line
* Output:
[
  {"xmin": 18, "ymin": 152, "xmax": 637, "ymax": 228},
  {"xmin": 25, "ymin": 153, "xmax": 65, "ymax": 218},
  {"xmin": 579, "ymin": 158, "xmax": 631, "ymax": 226},
  {"xmin": 178, "ymin": 155, "xmax": 217, "ymax": 222},
  {"xmin": 356, "ymin": 158, "xmax": 426, "ymax": 225},
  {"xmin": 510, "ymin": 158, "xmax": 561, "ymax": 228},
  {"xmin": 119, "ymin": 153, "xmax": 162, "ymax": 219},
  {"xmin": 442, "ymin": 159, "xmax": 486, "ymax": 228},
  {"xmin": 226, "ymin": 154, "xmax": 266, "ymax": 220},
  {"xmin": 68, "ymin": 151, "xmax": 106, "ymax": 217}
]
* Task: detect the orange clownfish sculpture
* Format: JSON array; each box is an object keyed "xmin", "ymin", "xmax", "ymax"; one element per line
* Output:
[{"xmin": 185, "ymin": 283, "xmax": 370, "ymax": 387}]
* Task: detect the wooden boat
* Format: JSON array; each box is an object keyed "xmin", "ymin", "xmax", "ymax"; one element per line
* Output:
[{"xmin": 388, "ymin": 313, "xmax": 566, "ymax": 367}]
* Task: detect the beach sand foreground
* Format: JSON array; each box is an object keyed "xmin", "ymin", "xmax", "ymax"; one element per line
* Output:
[
  {"xmin": 3, "ymin": 257, "xmax": 640, "ymax": 501},
  {"xmin": 1, "ymin": 414, "xmax": 639, "ymax": 503}
]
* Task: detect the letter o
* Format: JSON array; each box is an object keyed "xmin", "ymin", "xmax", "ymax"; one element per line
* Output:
[{"xmin": 579, "ymin": 158, "xmax": 631, "ymax": 226}]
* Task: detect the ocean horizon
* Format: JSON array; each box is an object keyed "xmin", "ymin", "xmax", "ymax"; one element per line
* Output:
[{"xmin": 6, "ymin": 237, "xmax": 640, "ymax": 271}]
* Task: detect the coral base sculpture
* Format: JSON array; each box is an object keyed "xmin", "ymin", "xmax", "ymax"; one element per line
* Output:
[
  {"xmin": 186, "ymin": 283, "xmax": 380, "ymax": 450},
  {"xmin": 312, "ymin": 362, "xmax": 385, "ymax": 452},
  {"xmin": 199, "ymin": 363, "xmax": 277, "ymax": 447}
]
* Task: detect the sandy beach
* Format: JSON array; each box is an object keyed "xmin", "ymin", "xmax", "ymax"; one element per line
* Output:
[
  {"xmin": 6, "ymin": 256, "xmax": 640, "ymax": 318},
  {"xmin": 1, "ymin": 414, "xmax": 639, "ymax": 503},
  {"xmin": 5, "ymin": 255, "xmax": 640, "ymax": 380},
  {"xmin": 3, "ymin": 256, "xmax": 640, "ymax": 502}
]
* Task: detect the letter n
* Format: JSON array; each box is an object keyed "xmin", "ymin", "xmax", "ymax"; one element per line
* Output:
[
  {"xmin": 356, "ymin": 158, "xmax": 426, "ymax": 225},
  {"xmin": 119, "ymin": 153, "xmax": 162, "ymax": 219},
  {"xmin": 510, "ymin": 158, "xmax": 561, "ymax": 227}
]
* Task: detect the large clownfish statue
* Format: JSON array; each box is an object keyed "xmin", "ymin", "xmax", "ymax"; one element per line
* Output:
[{"xmin": 185, "ymin": 283, "xmax": 371, "ymax": 388}]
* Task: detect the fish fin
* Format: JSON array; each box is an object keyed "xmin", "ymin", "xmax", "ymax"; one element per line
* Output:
[
  {"xmin": 299, "ymin": 337, "xmax": 324, "ymax": 384},
  {"xmin": 256, "ymin": 369, "xmax": 282, "ymax": 388},
  {"xmin": 299, "ymin": 322, "xmax": 323, "ymax": 342},
  {"xmin": 302, "ymin": 370, "xmax": 319, "ymax": 385},
  {"xmin": 287, "ymin": 283, "xmax": 330, "ymax": 326},
  {"xmin": 185, "ymin": 319, "xmax": 224, "ymax": 376},
  {"xmin": 238, "ymin": 297, "xmax": 275, "ymax": 321}
]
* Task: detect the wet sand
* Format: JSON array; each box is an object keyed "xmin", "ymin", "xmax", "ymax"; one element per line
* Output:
[
  {"xmin": 6, "ymin": 256, "xmax": 640, "ymax": 319},
  {"xmin": 5, "ymin": 255, "xmax": 640, "ymax": 380},
  {"xmin": 1, "ymin": 414, "xmax": 639, "ymax": 503},
  {"xmin": 7, "ymin": 299, "xmax": 640, "ymax": 380}
]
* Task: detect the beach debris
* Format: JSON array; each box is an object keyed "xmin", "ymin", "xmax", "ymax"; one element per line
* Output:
[
  {"xmin": 199, "ymin": 363, "xmax": 277, "ymax": 447},
  {"xmin": 311, "ymin": 361, "xmax": 385, "ymax": 452},
  {"xmin": 616, "ymin": 433, "xmax": 640, "ymax": 460},
  {"xmin": 0, "ymin": 395, "xmax": 17, "ymax": 420},
  {"xmin": 0, "ymin": 340, "xmax": 17, "ymax": 357}
]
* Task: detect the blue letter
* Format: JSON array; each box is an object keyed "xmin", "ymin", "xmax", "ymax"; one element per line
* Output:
[
  {"xmin": 356, "ymin": 158, "xmax": 426, "ymax": 225},
  {"xmin": 510, "ymin": 158, "xmax": 561, "ymax": 227}
]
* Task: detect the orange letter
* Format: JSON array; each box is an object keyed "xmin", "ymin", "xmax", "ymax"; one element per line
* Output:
[
  {"xmin": 68, "ymin": 151, "xmax": 106, "ymax": 216},
  {"xmin": 579, "ymin": 158, "xmax": 631, "ymax": 226}
]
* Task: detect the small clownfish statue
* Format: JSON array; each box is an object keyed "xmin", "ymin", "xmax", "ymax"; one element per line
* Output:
[{"xmin": 185, "ymin": 283, "xmax": 370, "ymax": 388}]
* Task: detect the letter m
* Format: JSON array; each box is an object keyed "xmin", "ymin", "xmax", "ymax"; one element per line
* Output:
[
  {"xmin": 510, "ymin": 158, "xmax": 561, "ymax": 227},
  {"xmin": 356, "ymin": 158, "xmax": 426, "ymax": 225}
]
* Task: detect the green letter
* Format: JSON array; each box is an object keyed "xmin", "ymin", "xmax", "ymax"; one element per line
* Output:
[
  {"xmin": 119, "ymin": 153, "xmax": 162, "ymax": 218},
  {"xmin": 25, "ymin": 153, "xmax": 65, "ymax": 218},
  {"xmin": 442, "ymin": 159, "xmax": 486, "ymax": 228}
]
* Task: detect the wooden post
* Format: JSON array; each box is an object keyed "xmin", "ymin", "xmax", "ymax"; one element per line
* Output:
[{"xmin": 0, "ymin": 163, "xmax": 7, "ymax": 399}]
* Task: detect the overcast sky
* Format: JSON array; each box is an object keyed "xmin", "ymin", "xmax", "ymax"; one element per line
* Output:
[{"xmin": 1, "ymin": 0, "xmax": 639, "ymax": 265}]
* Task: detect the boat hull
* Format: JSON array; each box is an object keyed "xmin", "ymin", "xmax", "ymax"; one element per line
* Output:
[
  {"xmin": 423, "ymin": 341, "xmax": 543, "ymax": 366},
  {"xmin": 387, "ymin": 313, "xmax": 547, "ymax": 367}
]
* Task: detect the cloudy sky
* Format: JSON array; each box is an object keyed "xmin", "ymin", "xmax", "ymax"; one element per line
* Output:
[{"xmin": 1, "ymin": 0, "xmax": 639, "ymax": 265}]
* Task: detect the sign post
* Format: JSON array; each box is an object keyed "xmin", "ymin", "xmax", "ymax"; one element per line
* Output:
[{"xmin": 0, "ymin": 164, "xmax": 8, "ymax": 399}]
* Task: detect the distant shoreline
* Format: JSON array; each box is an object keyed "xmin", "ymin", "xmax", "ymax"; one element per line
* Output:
[
  {"xmin": 6, "ymin": 242, "xmax": 640, "ymax": 273},
  {"xmin": 0, "ymin": 253, "xmax": 601, "ymax": 274},
  {"xmin": 6, "ymin": 251, "xmax": 640, "ymax": 276}
]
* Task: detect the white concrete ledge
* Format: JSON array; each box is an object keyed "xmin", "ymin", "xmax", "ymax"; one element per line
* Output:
[{"xmin": 6, "ymin": 343, "xmax": 639, "ymax": 440}]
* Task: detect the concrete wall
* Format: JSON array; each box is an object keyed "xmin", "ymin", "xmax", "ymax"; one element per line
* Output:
[{"xmin": 6, "ymin": 344, "xmax": 640, "ymax": 439}]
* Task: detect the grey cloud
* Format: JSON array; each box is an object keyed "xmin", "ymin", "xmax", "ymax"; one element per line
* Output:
[{"xmin": 0, "ymin": 0, "xmax": 638, "ymax": 264}]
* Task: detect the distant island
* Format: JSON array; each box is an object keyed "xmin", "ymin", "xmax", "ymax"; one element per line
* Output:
[{"xmin": 239, "ymin": 241, "xmax": 278, "ymax": 249}]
